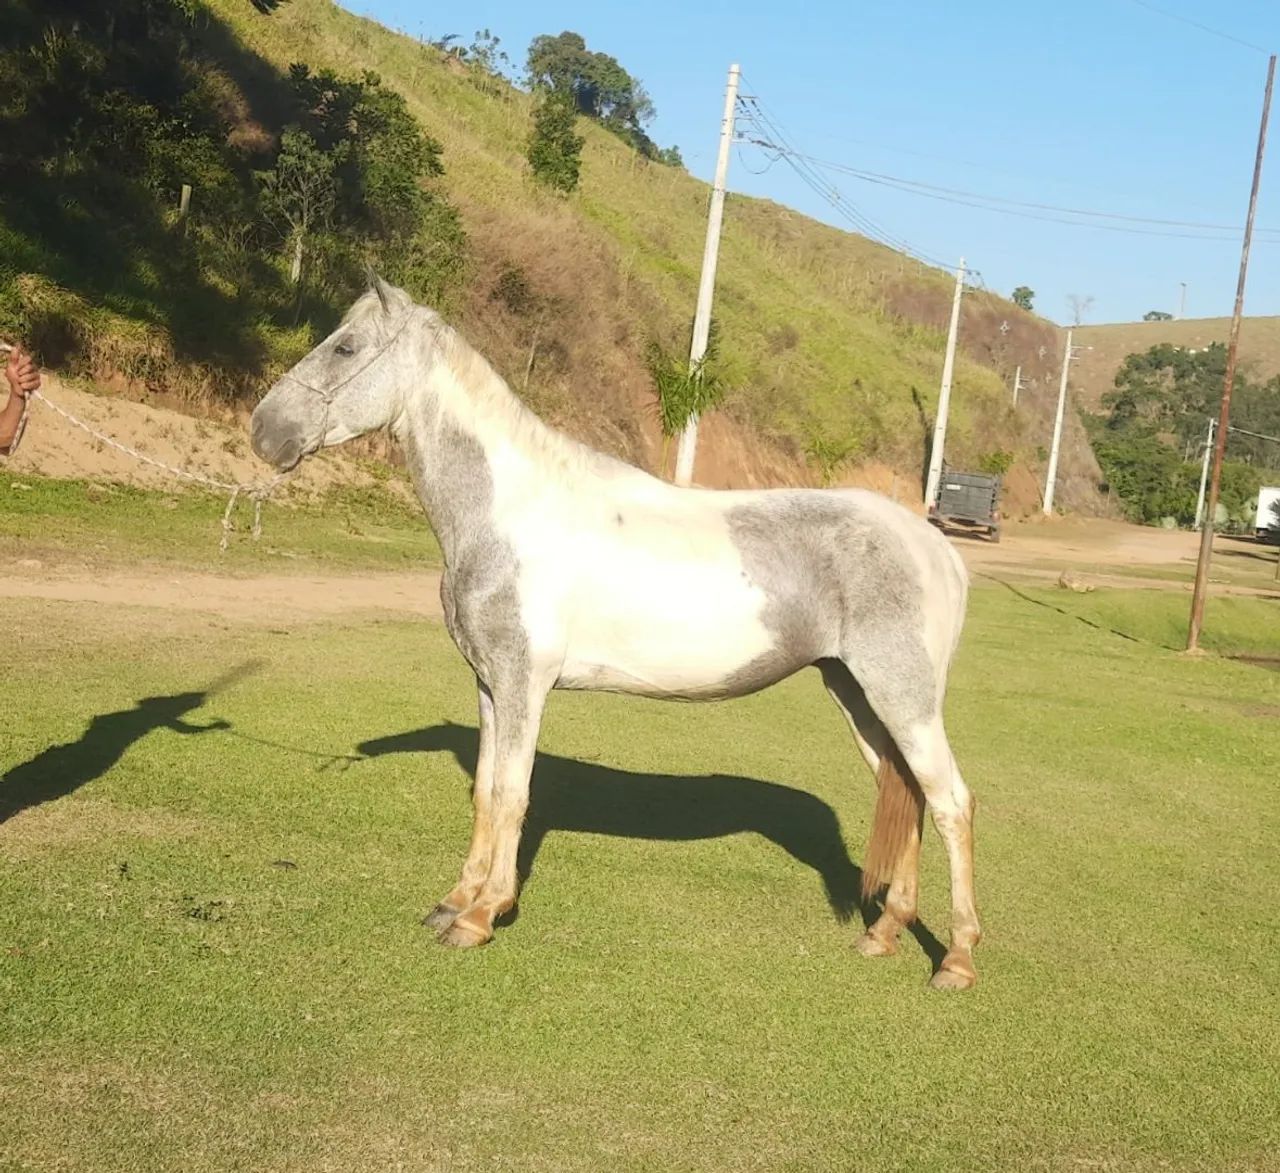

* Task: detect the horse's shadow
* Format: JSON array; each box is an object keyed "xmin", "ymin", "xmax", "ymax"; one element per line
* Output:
[{"xmin": 356, "ymin": 722, "xmax": 946, "ymax": 966}]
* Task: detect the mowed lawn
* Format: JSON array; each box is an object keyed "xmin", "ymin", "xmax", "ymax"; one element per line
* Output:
[{"xmin": 1, "ymin": 586, "xmax": 1278, "ymax": 1171}]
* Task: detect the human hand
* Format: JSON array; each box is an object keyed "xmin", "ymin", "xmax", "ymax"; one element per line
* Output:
[{"xmin": 5, "ymin": 345, "xmax": 41, "ymax": 399}]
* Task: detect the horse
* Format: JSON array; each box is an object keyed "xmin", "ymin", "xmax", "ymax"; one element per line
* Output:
[{"xmin": 250, "ymin": 276, "xmax": 981, "ymax": 990}]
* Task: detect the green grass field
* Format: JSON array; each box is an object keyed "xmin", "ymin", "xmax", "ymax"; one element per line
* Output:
[
  {"xmin": 0, "ymin": 473, "xmax": 440, "ymax": 572},
  {"xmin": 2, "ymin": 574, "xmax": 1278, "ymax": 1170}
]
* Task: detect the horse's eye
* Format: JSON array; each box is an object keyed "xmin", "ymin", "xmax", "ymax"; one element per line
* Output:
[{"xmin": 335, "ymin": 342, "xmax": 355, "ymax": 357}]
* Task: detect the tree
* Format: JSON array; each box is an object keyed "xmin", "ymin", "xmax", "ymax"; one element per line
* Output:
[
  {"xmin": 1087, "ymin": 341, "xmax": 1280, "ymax": 526},
  {"xmin": 467, "ymin": 29, "xmax": 510, "ymax": 86},
  {"xmin": 1103, "ymin": 342, "xmax": 1225, "ymax": 447},
  {"xmin": 527, "ymin": 90, "xmax": 583, "ymax": 193},
  {"xmin": 281, "ymin": 65, "xmax": 463, "ymax": 299},
  {"xmin": 526, "ymin": 31, "xmax": 592, "ymax": 99},
  {"xmin": 1011, "ymin": 286, "xmax": 1034, "ymax": 312},
  {"xmin": 1067, "ymin": 294, "xmax": 1095, "ymax": 325},
  {"xmin": 257, "ymin": 127, "xmax": 335, "ymax": 285},
  {"xmin": 1143, "ymin": 310, "xmax": 1173, "ymax": 322},
  {"xmin": 526, "ymin": 30, "xmax": 675, "ymax": 161}
]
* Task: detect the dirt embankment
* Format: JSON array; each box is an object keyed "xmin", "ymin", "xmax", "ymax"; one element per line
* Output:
[{"xmin": 6, "ymin": 373, "xmax": 391, "ymax": 499}]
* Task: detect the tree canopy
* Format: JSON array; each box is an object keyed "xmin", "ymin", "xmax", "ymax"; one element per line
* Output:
[
  {"xmin": 526, "ymin": 31, "xmax": 678, "ymax": 166},
  {"xmin": 1088, "ymin": 342, "xmax": 1280, "ymax": 527},
  {"xmin": 0, "ymin": 0, "xmax": 463, "ymax": 387}
]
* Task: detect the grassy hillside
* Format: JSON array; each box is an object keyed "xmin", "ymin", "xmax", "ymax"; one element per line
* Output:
[
  {"xmin": 2, "ymin": 0, "xmax": 1104, "ymax": 510},
  {"xmin": 1074, "ymin": 315, "xmax": 1280, "ymax": 413}
]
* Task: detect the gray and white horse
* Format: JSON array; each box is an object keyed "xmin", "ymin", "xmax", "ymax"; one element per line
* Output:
[{"xmin": 251, "ymin": 278, "xmax": 981, "ymax": 989}]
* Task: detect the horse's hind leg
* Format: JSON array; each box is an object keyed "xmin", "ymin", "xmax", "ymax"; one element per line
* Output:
[
  {"xmin": 424, "ymin": 678, "xmax": 497, "ymax": 932},
  {"xmin": 882, "ymin": 714, "xmax": 980, "ymax": 990},
  {"xmin": 819, "ymin": 661, "xmax": 924, "ymax": 957},
  {"xmin": 841, "ymin": 643, "xmax": 980, "ymax": 989}
]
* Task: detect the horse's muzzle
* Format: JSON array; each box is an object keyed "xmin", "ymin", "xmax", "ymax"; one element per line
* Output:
[{"xmin": 250, "ymin": 407, "xmax": 305, "ymax": 471}]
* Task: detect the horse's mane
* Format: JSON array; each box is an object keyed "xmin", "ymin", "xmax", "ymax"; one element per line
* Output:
[{"xmin": 424, "ymin": 306, "xmax": 640, "ymax": 487}]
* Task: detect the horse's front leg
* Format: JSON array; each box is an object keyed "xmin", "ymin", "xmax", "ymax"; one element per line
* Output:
[
  {"xmin": 424, "ymin": 678, "xmax": 497, "ymax": 931},
  {"xmin": 437, "ymin": 674, "xmax": 547, "ymax": 949}
]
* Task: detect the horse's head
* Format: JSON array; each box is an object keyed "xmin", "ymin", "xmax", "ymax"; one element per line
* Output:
[{"xmin": 251, "ymin": 274, "xmax": 423, "ymax": 470}]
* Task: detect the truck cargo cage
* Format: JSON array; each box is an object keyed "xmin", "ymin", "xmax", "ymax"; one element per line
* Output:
[{"xmin": 928, "ymin": 468, "xmax": 1002, "ymax": 543}]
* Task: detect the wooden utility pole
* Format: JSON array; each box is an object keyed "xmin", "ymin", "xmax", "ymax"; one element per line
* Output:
[
  {"xmin": 923, "ymin": 258, "xmax": 966, "ymax": 509},
  {"xmin": 1188, "ymin": 53, "xmax": 1275, "ymax": 652},
  {"xmin": 674, "ymin": 63, "xmax": 741, "ymax": 488}
]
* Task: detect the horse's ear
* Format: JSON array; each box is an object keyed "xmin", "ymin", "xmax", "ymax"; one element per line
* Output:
[{"xmin": 367, "ymin": 267, "xmax": 392, "ymax": 315}]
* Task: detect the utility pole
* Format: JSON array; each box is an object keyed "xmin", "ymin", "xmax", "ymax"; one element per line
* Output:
[
  {"xmin": 1043, "ymin": 329, "xmax": 1076, "ymax": 516},
  {"xmin": 673, "ymin": 63, "xmax": 741, "ymax": 488},
  {"xmin": 1194, "ymin": 417, "xmax": 1216, "ymax": 531},
  {"xmin": 1188, "ymin": 53, "xmax": 1275, "ymax": 651},
  {"xmin": 923, "ymin": 257, "xmax": 966, "ymax": 509},
  {"xmin": 1012, "ymin": 364, "xmax": 1023, "ymax": 406},
  {"xmin": 1178, "ymin": 281, "xmax": 1188, "ymax": 320}
]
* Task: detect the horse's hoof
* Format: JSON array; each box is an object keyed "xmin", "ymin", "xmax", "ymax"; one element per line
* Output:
[
  {"xmin": 928, "ymin": 959, "xmax": 977, "ymax": 992},
  {"xmin": 422, "ymin": 904, "xmax": 459, "ymax": 932},
  {"xmin": 854, "ymin": 931, "xmax": 897, "ymax": 958},
  {"xmin": 437, "ymin": 919, "xmax": 491, "ymax": 949}
]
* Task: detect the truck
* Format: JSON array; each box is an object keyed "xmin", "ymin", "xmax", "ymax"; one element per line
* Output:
[
  {"xmin": 928, "ymin": 468, "xmax": 1002, "ymax": 543},
  {"xmin": 1257, "ymin": 485, "xmax": 1280, "ymax": 543}
]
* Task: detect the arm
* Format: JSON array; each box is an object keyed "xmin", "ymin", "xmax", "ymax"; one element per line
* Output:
[
  {"xmin": 168, "ymin": 717, "xmax": 231, "ymax": 734},
  {"xmin": 0, "ymin": 345, "xmax": 40, "ymax": 452}
]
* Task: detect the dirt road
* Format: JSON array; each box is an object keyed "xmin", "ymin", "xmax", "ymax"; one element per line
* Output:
[{"xmin": 2, "ymin": 515, "xmax": 1274, "ymax": 624}]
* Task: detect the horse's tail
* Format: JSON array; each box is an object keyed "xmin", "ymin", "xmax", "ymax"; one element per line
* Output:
[{"xmin": 861, "ymin": 748, "xmax": 925, "ymax": 905}]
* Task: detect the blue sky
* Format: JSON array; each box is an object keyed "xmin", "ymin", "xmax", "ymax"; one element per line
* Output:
[{"xmin": 347, "ymin": 0, "xmax": 1280, "ymax": 325}]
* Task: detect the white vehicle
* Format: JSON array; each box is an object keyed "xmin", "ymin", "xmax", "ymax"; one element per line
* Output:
[{"xmin": 1257, "ymin": 486, "xmax": 1280, "ymax": 541}]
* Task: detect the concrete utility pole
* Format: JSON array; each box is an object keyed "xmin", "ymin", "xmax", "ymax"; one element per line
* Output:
[
  {"xmin": 1194, "ymin": 418, "xmax": 1216, "ymax": 531},
  {"xmin": 1043, "ymin": 329, "xmax": 1077, "ymax": 516},
  {"xmin": 673, "ymin": 63, "xmax": 741, "ymax": 488},
  {"xmin": 923, "ymin": 257, "xmax": 966, "ymax": 509},
  {"xmin": 1012, "ymin": 364, "xmax": 1023, "ymax": 406},
  {"xmin": 1188, "ymin": 53, "xmax": 1275, "ymax": 651},
  {"xmin": 1178, "ymin": 281, "xmax": 1188, "ymax": 320}
]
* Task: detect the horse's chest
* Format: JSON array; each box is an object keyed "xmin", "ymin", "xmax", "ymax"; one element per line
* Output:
[{"xmin": 439, "ymin": 554, "xmax": 526, "ymax": 680}]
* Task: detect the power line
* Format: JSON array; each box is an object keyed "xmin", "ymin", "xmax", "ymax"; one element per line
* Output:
[
  {"xmin": 769, "ymin": 150, "xmax": 1280, "ymax": 243},
  {"xmin": 736, "ymin": 79, "xmax": 953, "ymax": 266},
  {"xmin": 1120, "ymin": 0, "xmax": 1270, "ymax": 55},
  {"xmin": 798, "ymin": 158, "xmax": 1280, "ymax": 236},
  {"xmin": 734, "ymin": 81, "xmax": 956, "ymax": 269}
]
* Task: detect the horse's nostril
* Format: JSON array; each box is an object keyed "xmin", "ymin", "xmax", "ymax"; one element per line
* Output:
[
  {"xmin": 250, "ymin": 413, "xmax": 272, "ymax": 461},
  {"xmin": 275, "ymin": 439, "xmax": 301, "ymax": 469},
  {"xmin": 251, "ymin": 422, "xmax": 295, "ymax": 469}
]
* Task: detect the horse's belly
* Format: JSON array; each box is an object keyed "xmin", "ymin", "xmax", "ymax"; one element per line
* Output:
[{"xmin": 554, "ymin": 586, "xmax": 790, "ymax": 699}]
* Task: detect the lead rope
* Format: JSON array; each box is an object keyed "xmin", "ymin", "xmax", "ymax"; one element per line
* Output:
[
  {"xmin": 3, "ymin": 308, "xmax": 420, "ymax": 549},
  {"xmin": 2, "ymin": 342, "xmax": 288, "ymax": 551}
]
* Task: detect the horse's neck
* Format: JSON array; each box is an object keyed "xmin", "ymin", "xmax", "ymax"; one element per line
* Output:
[{"xmin": 396, "ymin": 346, "xmax": 604, "ymax": 566}]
